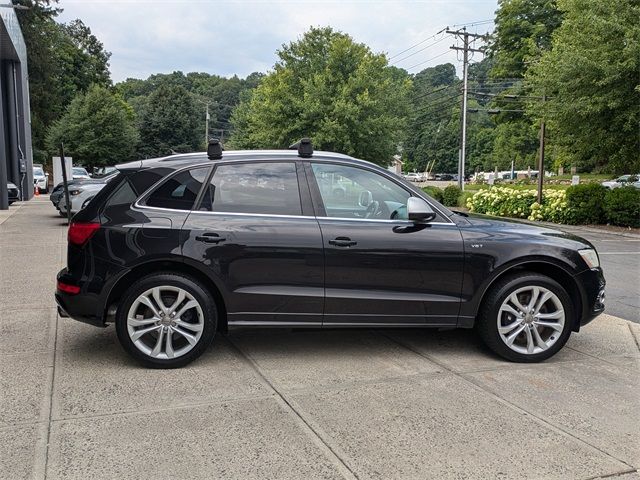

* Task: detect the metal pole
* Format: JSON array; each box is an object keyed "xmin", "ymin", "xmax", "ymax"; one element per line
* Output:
[
  {"xmin": 60, "ymin": 143, "xmax": 72, "ymax": 224},
  {"xmin": 537, "ymin": 95, "xmax": 546, "ymax": 204},
  {"xmin": 459, "ymin": 31, "xmax": 469, "ymax": 191},
  {"xmin": 205, "ymin": 103, "xmax": 210, "ymax": 146}
]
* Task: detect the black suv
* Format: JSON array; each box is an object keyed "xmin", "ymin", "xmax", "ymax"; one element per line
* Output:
[{"xmin": 56, "ymin": 140, "xmax": 605, "ymax": 368}]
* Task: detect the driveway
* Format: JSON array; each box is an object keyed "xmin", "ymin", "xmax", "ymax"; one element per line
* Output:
[{"xmin": 1, "ymin": 199, "xmax": 639, "ymax": 480}]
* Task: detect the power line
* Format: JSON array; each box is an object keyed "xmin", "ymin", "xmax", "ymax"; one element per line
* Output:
[
  {"xmin": 388, "ymin": 28, "xmax": 447, "ymax": 60},
  {"xmin": 411, "ymin": 82, "xmax": 461, "ymax": 101},
  {"xmin": 391, "ymin": 35, "xmax": 452, "ymax": 65},
  {"xmin": 449, "ymin": 19, "xmax": 494, "ymax": 28},
  {"xmin": 405, "ymin": 50, "xmax": 451, "ymax": 71}
]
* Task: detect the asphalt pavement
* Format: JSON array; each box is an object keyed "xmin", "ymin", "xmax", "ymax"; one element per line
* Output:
[{"xmin": 547, "ymin": 224, "xmax": 640, "ymax": 324}]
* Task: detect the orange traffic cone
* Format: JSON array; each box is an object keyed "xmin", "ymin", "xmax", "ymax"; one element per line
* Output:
[{"xmin": 34, "ymin": 184, "xmax": 40, "ymax": 196}]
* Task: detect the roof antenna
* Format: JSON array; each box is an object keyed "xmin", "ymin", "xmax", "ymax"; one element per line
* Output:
[
  {"xmin": 207, "ymin": 137, "xmax": 223, "ymax": 160},
  {"xmin": 289, "ymin": 138, "xmax": 313, "ymax": 158}
]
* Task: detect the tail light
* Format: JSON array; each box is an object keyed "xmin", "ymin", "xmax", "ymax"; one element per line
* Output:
[
  {"xmin": 68, "ymin": 222, "xmax": 100, "ymax": 246},
  {"xmin": 57, "ymin": 281, "xmax": 80, "ymax": 295}
]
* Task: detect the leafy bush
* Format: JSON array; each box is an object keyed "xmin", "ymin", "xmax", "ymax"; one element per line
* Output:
[
  {"xmin": 604, "ymin": 187, "xmax": 640, "ymax": 227},
  {"xmin": 442, "ymin": 185, "xmax": 462, "ymax": 207},
  {"xmin": 564, "ymin": 183, "xmax": 608, "ymax": 224},
  {"xmin": 467, "ymin": 187, "xmax": 567, "ymax": 222},
  {"xmin": 422, "ymin": 186, "xmax": 443, "ymax": 203}
]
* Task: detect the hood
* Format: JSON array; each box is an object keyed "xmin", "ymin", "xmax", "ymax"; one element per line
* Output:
[
  {"xmin": 463, "ymin": 213, "xmax": 594, "ymax": 250},
  {"xmin": 7, "ymin": 182, "xmax": 17, "ymax": 189}
]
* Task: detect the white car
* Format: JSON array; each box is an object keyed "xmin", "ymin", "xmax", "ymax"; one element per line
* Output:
[
  {"xmin": 405, "ymin": 173, "xmax": 423, "ymax": 182},
  {"xmin": 57, "ymin": 182, "xmax": 107, "ymax": 217},
  {"xmin": 72, "ymin": 167, "xmax": 91, "ymax": 180},
  {"xmin": 33, "ymin": 166, "xmax": 49, "ymax": 193},
  {"xmin": 602, "ymin": 174, "xmax": 639, "ymax": 189}
]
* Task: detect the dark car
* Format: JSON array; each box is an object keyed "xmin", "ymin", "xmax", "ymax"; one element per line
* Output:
[
  {"xmin": 7, "ymin": 182, "xmax": 19, "ymax": 204},
  {"xmin": 56, "ymin": 141, "xmax": 605, "ymax": 368}
]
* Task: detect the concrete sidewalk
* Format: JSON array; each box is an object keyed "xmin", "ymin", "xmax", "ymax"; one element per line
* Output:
[{"xmin": 1, "ymin": 199, "xmax": 639, "ymax": 480}]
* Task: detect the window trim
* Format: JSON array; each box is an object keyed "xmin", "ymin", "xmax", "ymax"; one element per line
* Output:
[{"xmin": 305, "ymin": 160, "xmax": 454, "ymax": 224}]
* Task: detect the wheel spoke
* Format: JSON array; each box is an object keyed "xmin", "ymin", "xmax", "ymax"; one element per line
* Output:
[
  {"xmin": 174, "ymin": 300, "xmax": 198, "ymax": 319},
  {"xmin": 531, "ymin": 325, "xmax": 548, "ymax": 350},
  {"xmin": 499, "ymin": 304, "xmax": 522, "ymax": 317},
  {"xmin": 508, "ymin": 293, "xmax": 527, "ymax": 313},
  {"xmin": 172, "ymin": 326, "xmax": 198, "ymax": 345},
  {"xmin": 174, "ymin": 319, "xmax": 203, "ymax": 332},
  {"xmin": 498, "ymin": 319, "xmax": 522, "ymax": 335},
  {"xmin": 151, "ymin": 327, "xmax": 165, "ymax": 357},
  {"xmin": 533, "ymin": 291, "xmax": 553, "ymax": 315},
  {"xmin": 128, "ymin": 316, "xmax": 158, "ymax": 327},
  {"xmin": 525, "ymin": 326, "xmax": 535, "ymax": 354},
  {"xmin": 526, "ymin": 287, "xmax": 540, "ymax": 312},
  {"xmin": 534, "ymin": 320, "xmax": 564, "ymax": 332},
  {"xmin": 138, "ymin": 295, "xmax": 161, "ymax": 318},
  {"xmin": 167, "ymin": 290, "xmax": 186, "ymax": 316},
  {"xmin": 152, "ymin": 287, "xmax": 168, "ymax": 314},
  {"xmin": 130, "ymin": 324, "xmax": 161, "ymax": 342},
  {"xmin": 536, "ymin": 311, "xmax": 564, "ymax": 320},
  {"xmin": 505, "ymin": 324, "xmax": 526, "ymax": 346},
  {"xmin": 165, "ymin": 329, "xmax": 175, "ymax": 358}
]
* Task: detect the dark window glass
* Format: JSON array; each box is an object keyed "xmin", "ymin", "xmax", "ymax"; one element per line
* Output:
[
  {"xmin": 105, "ymin": 179, "xmax": 136, "ymax": 208},
  {"xmin": 202, "ymin": 162, "xmax": 301, "ymax": 215},
  {"xmin": 146, "ymin": 167, "xmax": 210, "ymax": 210}
]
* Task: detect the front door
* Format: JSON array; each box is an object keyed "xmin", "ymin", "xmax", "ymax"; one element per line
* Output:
[
  {"xmin": 182, "ymin": 160, "xmax": 324, "ymax": 326},
  {"xmin": 307, "ymin": 162, "xmax": 464, "ymax": 326}
]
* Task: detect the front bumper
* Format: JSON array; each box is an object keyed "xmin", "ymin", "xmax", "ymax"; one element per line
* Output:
[{"xmin": 575, "ymin": 267, "xmax": 606, "ymax": 327}]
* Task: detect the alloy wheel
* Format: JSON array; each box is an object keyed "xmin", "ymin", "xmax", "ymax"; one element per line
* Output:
[
  {"xmin": 496, "ymin": 285, "xmax": 565, "ymax": 355},
  {"xmin": 126, "ymin": 286, "xmax": 204, "ymax": 360}
]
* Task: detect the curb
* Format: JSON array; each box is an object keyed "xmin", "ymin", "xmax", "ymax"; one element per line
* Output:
[{"xmin": 0, "ymin": 202, "xmax": 24, "ymax": 226}]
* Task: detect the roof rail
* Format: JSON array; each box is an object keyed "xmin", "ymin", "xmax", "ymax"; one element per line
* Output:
[
  {"xmin": 288, "ymin": 138, "xmax": 313, "ymax": 158},
  {"xmin": 207, "ymin": 138, "xmax": 223, "ymax": 160}
]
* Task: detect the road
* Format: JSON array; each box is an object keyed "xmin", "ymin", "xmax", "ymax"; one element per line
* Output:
[{"xmin": 551, "ymin": 224, "xmax": 640, "ymax": 324}]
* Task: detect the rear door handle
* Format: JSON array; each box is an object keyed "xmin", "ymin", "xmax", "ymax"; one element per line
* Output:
[
  {"xmin": 329, "ymin": 237, "xmax": 357, "ymax": 247},
  {"xmin": 195, "ymin": 232, "xmax": 226, "ymax": 244}
]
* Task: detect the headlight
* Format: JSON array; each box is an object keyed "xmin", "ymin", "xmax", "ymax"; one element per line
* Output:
[
  {"xmin": 579, "ymin": 248, "xmax": 600, "ymax": 269},
  {"xmin": 69, "ymin": 189, "xmax": 83, "ymax": 196}
]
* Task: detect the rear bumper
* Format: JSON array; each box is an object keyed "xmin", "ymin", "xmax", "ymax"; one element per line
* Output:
[
  {"xmin": 575, "ymin": 267, "xmax": 606, "ymax": 327},
  {"xmin": 55, "ymin": 269, "xmax": 108, "ymax": 327}
]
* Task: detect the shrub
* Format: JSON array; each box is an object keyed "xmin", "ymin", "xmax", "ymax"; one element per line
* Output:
[
  {"xmin": 422, "ymin": 186, "xmax": 443, "ymax": 203},
  {"xmin": 604, "ymin": 187, "xmax": 640, "ymax": 227},
  {"xmin": 564, "ymin": 183, "xmax": 608, "ymax": 224},
  {"xmin": 442, "ymin": 185, "xmax": 462, "ymax": 207},
  {"xmin": 467, "ymin": 186, "xmax": 567, "ymax": 222}
]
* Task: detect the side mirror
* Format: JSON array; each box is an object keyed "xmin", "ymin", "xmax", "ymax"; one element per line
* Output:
[
  {"xmin": 407, "ymin": 197, "xmax": 436, "ymax": 223},
  {"xmin": 358, "ymin": 190, "xmax": 373, "ymax": 207}
]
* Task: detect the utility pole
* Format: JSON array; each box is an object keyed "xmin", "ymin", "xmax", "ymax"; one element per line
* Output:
[
  {"xmin": 446, "ymin": 27, "xmax": 486, "ymax": 191},
  {"xmin": 537, "ymin": 94, "xmax": 546, "ymax": 204},
  {"xmin": 205, "ymin": 102, "xmax": 210, "ymax": 146}
]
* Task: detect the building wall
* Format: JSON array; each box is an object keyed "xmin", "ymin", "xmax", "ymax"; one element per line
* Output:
[{"xmin": 0, "ymin": 6, "xmax": 33, "ymax": 209}]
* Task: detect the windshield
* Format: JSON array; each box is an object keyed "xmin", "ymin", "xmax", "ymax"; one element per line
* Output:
[
  {"xmin": 73, "ymin": 168, "xmax": 88, "ymax": 176},
  {"xmin": 33, "ymin": 167, "xmax": 44, "ymax": 176}
]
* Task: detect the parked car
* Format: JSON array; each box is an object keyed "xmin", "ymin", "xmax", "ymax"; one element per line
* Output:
[
  {"xmin": 57, "ymin": 181, "xmax": 110, "ymax": 217},
  {"xmin": 56, "ymin": 141, "xmax": 605, "ymax": 368},
  {"xmin": 6, "ymin": 182, "xmax": 19, "ymax": 204},
  {"xmin": 601, "ymin": 174, "xmax": 639, "ymax": 189},
  {"xmin": 33, "ymin": 166, "xmax": 49, "ymax": 193},
  {"xmin": 92, "ymin": 166, "xmax": 118, "ymax": 178},
  {"xmin": 436, "ymin": 173, "xmax": 455, "ymax": 181},
  {"xmin": 50, "ymin": 172, "xmax": 118, "ymax": 208},
  {"xmin": 72, "ymin": 167, "xmax": 91, "ymax": 180},
  {"xmin": 405, "ymin": 172, "xmax": 423, "ymax": 182}
]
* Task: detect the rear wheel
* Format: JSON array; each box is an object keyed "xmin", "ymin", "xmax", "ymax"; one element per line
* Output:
[
  {"xmin": 476, "ymin": 273, "xmax": 573, "ymax": 362},
  {"xmin": 115, "ymin": 273, "xmax": 217, "ymax": 368}
]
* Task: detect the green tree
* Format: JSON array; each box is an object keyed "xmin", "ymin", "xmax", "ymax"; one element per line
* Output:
[
  {"xmin": 527, "ymin": 0, "xmax": 640, "ymax": 173},
  {"xmin": 137, "ymin": 83, "xmax": 201, "ymax": 158},
  {"xmin": 229, "ymin": 27, "xmax": 411, "ymax": 165},
  {"xmin": 46, "ymin": 85, "xmax": 138, "ymax": 168}
]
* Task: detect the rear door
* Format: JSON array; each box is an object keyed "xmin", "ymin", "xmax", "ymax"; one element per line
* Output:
[
  {"xmin": 181, "ymin": 160, "xmax": 325, "ymax": 326},
  {"xmin": 307, "ymin": 161, "xmax": 465, "ymax": 326}
]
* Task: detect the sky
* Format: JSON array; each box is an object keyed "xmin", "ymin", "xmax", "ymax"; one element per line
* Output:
[{"xmin": 57, "ymin": 0, "xmax": 498, "ymax": 83}]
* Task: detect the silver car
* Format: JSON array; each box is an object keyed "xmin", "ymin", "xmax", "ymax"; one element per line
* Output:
[
  {"xmin": 602, "ymin": 174, "xmax": 639, "ymax": 189},
  {"xmin": 57, "ymin": 182, "xmax": 107, "ymax": 217}
]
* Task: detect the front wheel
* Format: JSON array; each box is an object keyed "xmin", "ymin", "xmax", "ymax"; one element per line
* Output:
[
  {"xmin": 476, "ymin": 273, "xmax": 573, "ymax": 362},
  {"xmin": 115, "ymin": 273, "xmax": 217, "ymax": 368}
]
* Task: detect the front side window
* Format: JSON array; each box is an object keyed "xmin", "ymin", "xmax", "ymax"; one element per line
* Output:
[
  {"xmin": 145, "ymin": 167, "xmax": 210, "ymax": 210},
  {"xmin": 311, "ymin": 163, "xmax": 411, "ymax": 220},
  {"xmin": 200, "ymin": 162, "xmax": 301, "ymax": 215}
]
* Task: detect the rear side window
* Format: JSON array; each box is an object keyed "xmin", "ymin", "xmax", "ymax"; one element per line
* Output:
[
  {"xmin": 145, "ymin": 167, "xmax": 210, "ymax": 210},
  {"xmin": 200, "ymin": 162, "xmax": 301, "ymax": 215}
]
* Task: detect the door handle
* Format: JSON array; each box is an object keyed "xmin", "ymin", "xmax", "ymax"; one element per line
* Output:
[
  {"xmin": 195, "ymin": 233, "xmax": 226, "ymax": 244},
  {"xmin": 329, "ymin": 237, "xmax": 357, "ymax": 247}
]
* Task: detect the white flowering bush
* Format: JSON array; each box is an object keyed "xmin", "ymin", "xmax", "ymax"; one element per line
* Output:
[{"xmin": 466, "ymin": 187, "xmax": 568, "ymax": 223}]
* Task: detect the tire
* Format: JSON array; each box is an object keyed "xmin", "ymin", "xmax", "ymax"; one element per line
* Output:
[
  {"xmin": 115, "ymin": 273, "xmax": 217, "ymax": 368},
  {"xmin": 475, "ymin": 272, "xmax": 574, "ymax": 362}
]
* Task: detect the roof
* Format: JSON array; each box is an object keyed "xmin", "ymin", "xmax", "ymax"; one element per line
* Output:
[{"xmin": 116, "ymin": 149, "xmax": 379, "ymax": 172}]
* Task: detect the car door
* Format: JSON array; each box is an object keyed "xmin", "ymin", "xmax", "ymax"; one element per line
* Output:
[
  {"xmin": 181, "ymin": 160, "xmax": 325, "ymax": 326},
  {"xmin": 307, "ymin": 161, "xmax": 465, "ymax": 326}
]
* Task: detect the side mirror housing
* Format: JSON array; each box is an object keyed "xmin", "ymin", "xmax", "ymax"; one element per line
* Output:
[{"xmin": 407, "ymin": 197, "xmax": 436, "ymax": 223}]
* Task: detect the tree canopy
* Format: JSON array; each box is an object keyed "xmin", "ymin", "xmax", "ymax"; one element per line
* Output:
[{"xmin": 230, "ymin": 27, "xmax": 411, "ymax": 165}]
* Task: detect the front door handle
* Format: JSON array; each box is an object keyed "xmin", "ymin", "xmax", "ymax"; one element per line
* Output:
[
  {"xmin": 195, "ymin": 232, "xmax": 226, "ymax": 244},
  {"xmin": 329, "ymin": 236, "xmax": 357, "ymax": 247}
]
